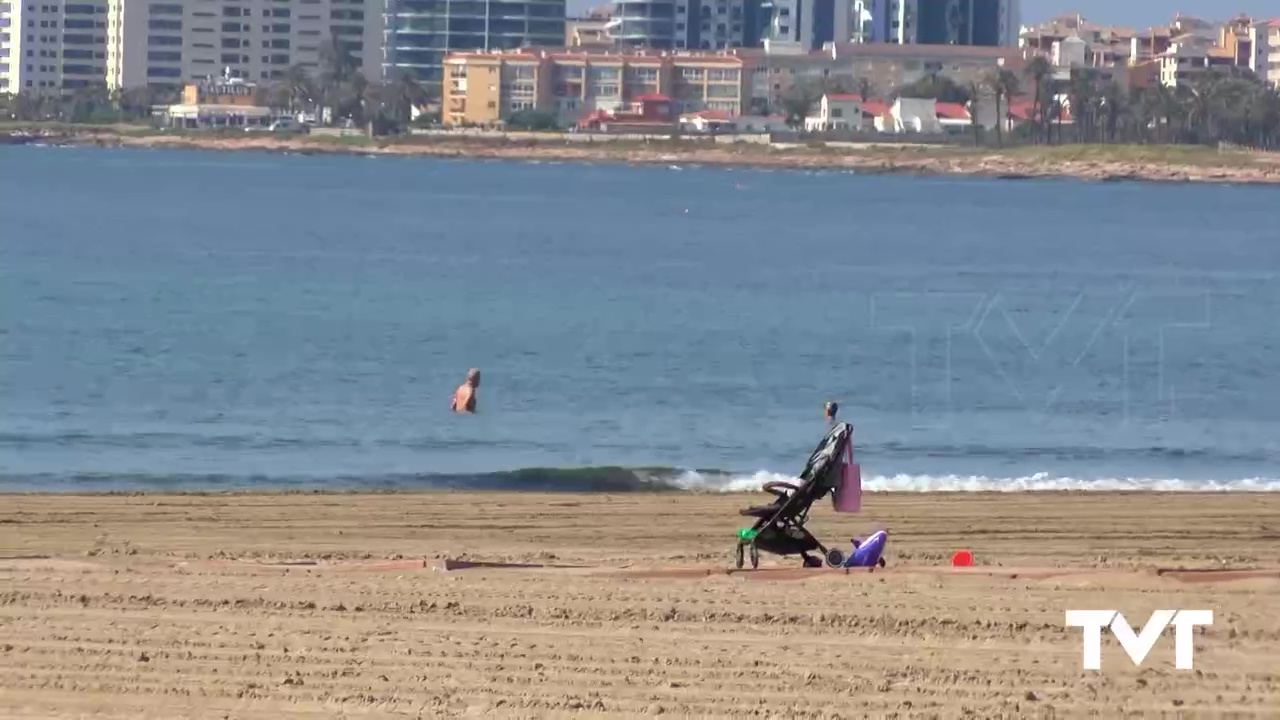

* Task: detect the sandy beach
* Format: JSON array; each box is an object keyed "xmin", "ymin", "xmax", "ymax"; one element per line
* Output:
[{"xmin": 2, "ymin": 491, "xmax": 1279, "ymax": 718}]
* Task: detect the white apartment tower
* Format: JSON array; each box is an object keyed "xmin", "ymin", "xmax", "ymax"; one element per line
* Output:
[
  {"xmin": 105, "ymin": 0, "xmax": 383, "ymax": 90},
  {"xmin": 1, "ymin": 1, "xmax": 108, "ymax": 94}
]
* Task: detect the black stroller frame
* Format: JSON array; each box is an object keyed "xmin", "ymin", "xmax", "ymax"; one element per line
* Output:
[{"xmin": 734, "ymin": 422, "xmax": 854, "ymax": 570}]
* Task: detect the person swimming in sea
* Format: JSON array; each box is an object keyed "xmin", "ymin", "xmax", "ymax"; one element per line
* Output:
[
  {"xmin": 825, "ymin": 400, "xmax": 839, "ymax": 424},
  {"xmin": 451, "ymin": 368, "xmax": 480, "ymax": 414}
]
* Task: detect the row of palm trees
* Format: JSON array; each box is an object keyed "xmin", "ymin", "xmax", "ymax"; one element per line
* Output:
[
  {"xmin": 1, "ymin": 34, "xmax": 431, "ymax": 130},
  {"xmin": 772, "ymin": 55, "xmax": 1280, "ymax": 150},
  {"xmin": 981, "ymin": 56, "xmax": 1280, "ymax": 149}
]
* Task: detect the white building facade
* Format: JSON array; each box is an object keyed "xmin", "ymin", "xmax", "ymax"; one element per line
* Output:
[
  {"xmin": 106, "ymin": 0, "xmax": 383, "ymax": 91},
  {"xmin": 1, "ymin": 0, "xmax": 384, "ymax": 95},
  {"xmin": 1, "ymin": 0, "xmax": 108, "ymax": 94},
  {"xmin": 1269, "ymin": 20, "xmax": 1280, "ymax": 87}
]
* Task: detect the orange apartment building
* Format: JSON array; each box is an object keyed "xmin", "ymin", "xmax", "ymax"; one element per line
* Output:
[{"xmin": 442, "ymin": 49, "xmax": 747, "ymax": 128}]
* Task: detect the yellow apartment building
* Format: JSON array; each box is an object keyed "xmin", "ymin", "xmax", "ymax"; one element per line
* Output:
[{"xmin": 442, "ymin": 49, "xmax": 747, "ymax": 128}]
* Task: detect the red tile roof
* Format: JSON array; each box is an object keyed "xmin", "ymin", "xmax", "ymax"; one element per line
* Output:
[
  {"xmin": 683, "ymin": 109, "xmax": 734, "ymax": 120},
  {"xmin": 634, "ymin": 93, "xmax": 671, "ymax": 102},
  {"xmin": 860, "ymin": 100, "xmax": 891, "ymax": 117},
  {"xmin": 934, "ymin": 102, "xmax": 971, "ymax": 120},
  {"xmin": 825, "ymin": 93, "xmax": 863, "ymax": 101}
]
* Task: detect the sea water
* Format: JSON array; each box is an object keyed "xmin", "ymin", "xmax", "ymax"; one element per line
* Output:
[{"xmin": 2, "ymin": 145, "xmax": 1279, "ymax": 492}]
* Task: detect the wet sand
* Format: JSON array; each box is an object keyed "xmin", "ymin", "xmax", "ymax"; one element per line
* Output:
[{"xmin": 2, "ymin": 491, "xmax": 1279, "ymax": 718}]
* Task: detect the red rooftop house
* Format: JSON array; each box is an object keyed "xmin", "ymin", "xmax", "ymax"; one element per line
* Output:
[{"xmin": 576, "ymin": 93, "xmax": 678, "ymax": 133}]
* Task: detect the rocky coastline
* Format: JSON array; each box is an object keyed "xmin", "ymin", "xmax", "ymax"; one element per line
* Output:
[{"xmin": 8, "ymin": 128, "xmax": 1280, "ymax": 186}]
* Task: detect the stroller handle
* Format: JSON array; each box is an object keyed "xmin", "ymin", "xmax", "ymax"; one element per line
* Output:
[{"xmin": 762, "ymin": 481, "xmax": 799, "ymax": 499}]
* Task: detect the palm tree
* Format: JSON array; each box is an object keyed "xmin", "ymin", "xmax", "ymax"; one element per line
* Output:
[
  {"xmin": 983, "ymin": 68, "xmax": 1019, "ymax": 147},
  {"xmin": 119, "ymin": 86, "xmax": 156, "ymax": 120},
  {"xmin": 319, "ymin": 30, "xmax": 361, "ymax": 124},
  {"xmin": 966, "ymin": 80, "xmax": 984, "ymax": 145},
  {"xmin": 1098, "ymin": 80, "xmax": 1123, "ymax": 143},
  {"xmin": 1185, "ymin": 72, "xmax": 1221, "ymax": 143},
  {"xmin": 380, "ymin": 71, "xmax": 429, "ymax": 124},
  {"xmin": 1023, "ymin": 55, "xmax": 1052, "ymax": 144},
  {"xmin": 856, "ymin": 77, "xmax": 874, "ymax": 102},
  {"xmin": 279, "ymin": 63, "xmax": 317, "ymax": 116},
  {"xmin": 1067, "ymin": 69, "xmax": 1097, "ymax": 143}
]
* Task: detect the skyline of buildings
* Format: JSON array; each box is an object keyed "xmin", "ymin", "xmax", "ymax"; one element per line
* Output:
[{"xmin": 1, "ymin": 0, "xmax": 1276, "ymax": 99}]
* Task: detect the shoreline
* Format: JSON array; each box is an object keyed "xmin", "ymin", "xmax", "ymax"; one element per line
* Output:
[
  {"xmin": 9, "ymin": 127, "xmax": 1280, "ymax": 185},
  {"xmin": 1, "ymin": 487, "xmax": 1277, "ymax": 496}
]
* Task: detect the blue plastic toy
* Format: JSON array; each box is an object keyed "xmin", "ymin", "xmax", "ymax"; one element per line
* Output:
[{"xmin": 844, "ymin": 530, "xmax": 888, "ymax": 569}]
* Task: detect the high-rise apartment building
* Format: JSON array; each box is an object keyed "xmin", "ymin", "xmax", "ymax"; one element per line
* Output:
[
  {"xmin": 1, "ymin": 1, "xmax": 108, "ymax": 94},
  {"xmin": 382, "ymin": 0, "xmax": 566, "ymax": 86},
  {"xmin": 609, "ymin": 0, "xmax": 767, "ymax": 51},
  {"xmin": 855, "ymin": 0, "xmax": 1018, "ymax": 47},
  {"xmin": 763, "ymin": 0, "xmax": 856, "ymax": 51},
  {"xmin": 105, "ymin": 0, "xmax": 383, "ymax": 90}
]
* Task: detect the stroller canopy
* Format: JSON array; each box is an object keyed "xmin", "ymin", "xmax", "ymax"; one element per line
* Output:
[{"xmin": 798, "ymin": 422, "xmax": 854, "ymax": 493}]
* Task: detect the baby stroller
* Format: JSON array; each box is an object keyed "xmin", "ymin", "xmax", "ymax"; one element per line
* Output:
[{"xmin": 735, "ymin": 422, "xmax": 855, "ymax": 569}]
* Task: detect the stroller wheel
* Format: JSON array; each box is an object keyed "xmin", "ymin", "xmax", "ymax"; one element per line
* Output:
[
  {"xmin": 749, "ymin": 543, "xmax": 760, "ymax": 569},
  {"xmin": 734, "ymin": 543, "xmax": 745, "ymax": 569},
  {"xmin": 825, "ymin": 548, "xmax": 846, "ymax": 568}
]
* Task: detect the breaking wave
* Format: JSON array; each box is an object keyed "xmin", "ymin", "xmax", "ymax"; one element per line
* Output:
[{"xmin": 3, "ymin": 467, "xmax": 1280, "ymax": 493}]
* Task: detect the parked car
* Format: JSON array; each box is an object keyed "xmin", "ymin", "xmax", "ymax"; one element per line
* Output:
[{"xmin": 245, "ymin": 118, "xmax": 310, "ymax": 134}]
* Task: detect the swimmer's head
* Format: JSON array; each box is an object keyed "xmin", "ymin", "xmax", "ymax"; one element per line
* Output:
[
  {"xmin": 466, "ymin": 368, "xmax": 481, "ymax": 387},
  {"xmin": 825, "ymin": 401, "xmax": 839, "ymax": 419}
]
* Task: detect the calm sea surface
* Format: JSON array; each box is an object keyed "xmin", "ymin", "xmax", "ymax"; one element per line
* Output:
[{"xmin": 2, "ymin": 145, "xmax": 1279, "ymax": 492}]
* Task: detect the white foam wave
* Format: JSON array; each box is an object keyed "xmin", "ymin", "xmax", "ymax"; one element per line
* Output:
[{"xmin": 669, "ymin": 470, "xmax": 1280, "ymax": 493}]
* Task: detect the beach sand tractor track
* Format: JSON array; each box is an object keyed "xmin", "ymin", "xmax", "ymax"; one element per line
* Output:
[{"xmin": 160, "ymin": 552, "xmax": 1280, "ymax": 586}]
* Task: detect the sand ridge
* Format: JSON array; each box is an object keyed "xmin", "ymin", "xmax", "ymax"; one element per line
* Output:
[{"xmin": 2, "ymin": 491, "xmax": 1279, "ymax": 718}]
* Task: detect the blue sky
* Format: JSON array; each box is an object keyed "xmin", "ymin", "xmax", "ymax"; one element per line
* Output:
[
  {"xmin": 1020, "ymin": 0, "xmax": 1274, "ymax": 27},
  {"xmin": 568, "ymin": 0, "xmax": 1277, "ymax": 28}
]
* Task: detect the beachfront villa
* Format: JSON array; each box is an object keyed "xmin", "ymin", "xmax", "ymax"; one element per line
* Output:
[{"xmin": 802, "ymin": 93, "xmax": 863, "ymax": 132}]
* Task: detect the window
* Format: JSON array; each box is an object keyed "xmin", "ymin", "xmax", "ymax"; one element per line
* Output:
[{"xmin": 587, "ymin": 66, "xmax": 619, "ymax": 82}]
